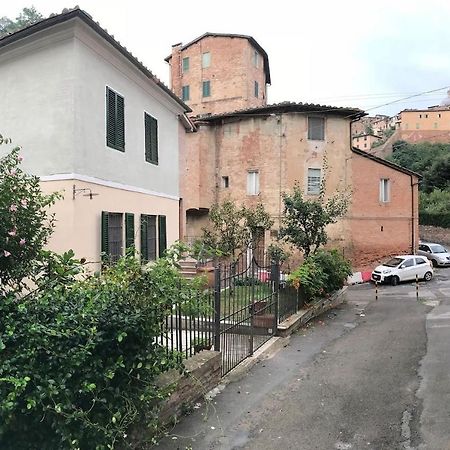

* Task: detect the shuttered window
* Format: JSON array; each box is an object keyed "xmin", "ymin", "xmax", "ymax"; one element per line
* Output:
[
  {"xmin": 106, "ymin": 87, "xmax": 125, "ymax": 151},
  {"xmin": 140, "ymin": 214, "xmax": 157, "ymax": 263},
  {"xmin": 158, "ymin": 215, "xmax": 167, "ymax": 257},
  {"xmin": 101, "ymin": 211, "xmax": 123, "ymax": 263},
  {"xmin": 182, "ymin": 85, "xmax": 190, "ymax": 101},
  {"xmin": 125, "ymin": 213, "xmax": 135, "ymax": 254},
  {"xmin": 144, "ymin": 113, "xmax": 158, "ymax": 165},
  {"xmin": 254, "ymin": 81, "xmax": 259, "ymax": 98},
  {"xmin": 307, "ymin": 116, "xmax": 325, "ymax": 141},
  {"xmin": 247, "ymin": 170, "xmax": 259, "ymax": 195},
  {"xmin": 182, "ymin": 57, "xmax": 189, "ymax": 72},
  {"xmin": 202, "ymin": 80, "xmax": 211, "ymax": 98},
  {"xmin": 307, "ymin": 168, "xmax": 321, "ymax": 195}
]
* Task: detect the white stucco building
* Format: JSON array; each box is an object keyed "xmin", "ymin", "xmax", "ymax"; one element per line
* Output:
[{"xmin": 0, "ymin": 8, "xmax": 192, "ymax": 269}]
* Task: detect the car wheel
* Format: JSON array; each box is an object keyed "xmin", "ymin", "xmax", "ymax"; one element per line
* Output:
[
  {"xmin": 431, "ymin": 259, "xmax": 438, "ymax": 268},
  {"xmin": 391, "ymin": 276, "xmax": 400, "ymax": 286},
  {"xmin": 424, "ymin": 271, "xmax": 433, "ymax": 282}
]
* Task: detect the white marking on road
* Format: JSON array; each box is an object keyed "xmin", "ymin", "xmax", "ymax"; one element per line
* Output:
[{"xmin": 335, "ymin": 442, "xmax": 352, "ymax": 449}]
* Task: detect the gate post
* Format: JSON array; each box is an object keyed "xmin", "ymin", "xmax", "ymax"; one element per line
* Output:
[
  {"xmin": 272, "ymin": 261, "xmax": 280, "ymax": 335},
  {"xmin": 213, "ymin": 265, "xmax": 221, "ymax": 352}
]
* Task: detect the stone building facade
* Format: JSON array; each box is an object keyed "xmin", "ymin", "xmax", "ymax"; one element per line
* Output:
[
  {"xmin": 165, "ymin": 33, "xmax": 270, "ymax": 116},
  {"xmin": 170, "ymin": 33, "xmax": 420, "ymax": 268}
]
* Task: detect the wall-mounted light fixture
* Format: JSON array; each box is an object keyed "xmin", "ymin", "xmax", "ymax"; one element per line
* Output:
[{"xmin": 72, "ymin": 184, "xmax": 99, "ymax": 200}]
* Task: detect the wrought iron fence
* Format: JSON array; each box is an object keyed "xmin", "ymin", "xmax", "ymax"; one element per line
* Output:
[{"xmin": 159, "ymin": 250, "xmax": 303, "ymax": 375}]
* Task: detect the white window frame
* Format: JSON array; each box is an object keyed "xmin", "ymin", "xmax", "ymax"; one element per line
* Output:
[
  {"xmin": 202, "ymin": 52, "xmax": 211, "ymax": 68},
  {"xmin": 307, "ymin": 168, "xmax": 321, "ymax": 195},
  {"xmin": 247, "ymin": 170, "xmax": 260, "ymax": 196},
  {"xmin": 380, "ymin": 178, "xmax": 390, "ymax": 203}
]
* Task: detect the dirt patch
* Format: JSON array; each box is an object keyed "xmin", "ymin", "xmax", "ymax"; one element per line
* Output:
[{"xmin": 420, "ymin": 225, "xmax": 450, "ymax": 247}]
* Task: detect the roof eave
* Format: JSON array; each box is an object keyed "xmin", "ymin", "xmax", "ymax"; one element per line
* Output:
[{"xmin": 0, "ymin": 8, "xmax": 191, "ymax": 113}]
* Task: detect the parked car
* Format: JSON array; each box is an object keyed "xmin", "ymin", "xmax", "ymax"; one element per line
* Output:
[
  {"xmin": 371, "ymin": 255, "xmax": 433, "ymax": 286},
  {"xmin": 418, "ymin": 242, "xmax": 450, "ymax": 267}
]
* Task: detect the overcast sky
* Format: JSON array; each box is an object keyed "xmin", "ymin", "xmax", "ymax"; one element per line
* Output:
[{"xmin": 3, "ymin": 0, "xmax": 450, "ymax": 116}]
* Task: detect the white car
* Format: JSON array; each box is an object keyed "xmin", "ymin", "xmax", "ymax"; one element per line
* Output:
[
  {"xmin": 371, "ymin": 255, "xmax": 433, "ymax": 286},
  {"xmin": 418, "ymin": 242, "xmax": 450, "ymax": 267}
]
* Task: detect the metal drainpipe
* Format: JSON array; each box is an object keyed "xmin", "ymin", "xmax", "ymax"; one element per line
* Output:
[{"xmin": 411, "ymin": 175, "xmax": 420, "ymax": 253}]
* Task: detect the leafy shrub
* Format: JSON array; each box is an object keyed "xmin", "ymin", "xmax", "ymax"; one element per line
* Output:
[
  {"xmin": 288, "ymin": 249, "xmax": 351, "ymax": 302},
  {"xmin": 234, "ymin": 276, "xmax": 262, "ymax": 286},
  {"xmin": 0, "ymin": 252, "xmax": 201, "ymax": 450},
  {"xmin": 288, "ymin": 259, "xmax": 326, "ymax": 302},
  {"xmin": 267, "ymin": 243, "xmax": 290, "ymax": 264},
  {"xmin": 308, "ymin": 249, "xmax": 352, "ymax": 293},
  {"xmin": 0, "ymin": 146, "xmax": 60, "ymax": 288},
  {"xmin": 420, "ymin": 211, "xmax": 450, "ymax": 228}
]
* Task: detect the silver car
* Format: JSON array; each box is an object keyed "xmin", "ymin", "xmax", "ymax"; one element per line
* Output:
[{"xmin": 418, "ymin": 242, "xmax": 450, "ymax": 267}]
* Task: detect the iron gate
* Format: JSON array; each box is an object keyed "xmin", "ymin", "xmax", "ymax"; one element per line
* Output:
[{"xmin": 213, "ymin": 252, "xmax": 279, "ymax": 376}]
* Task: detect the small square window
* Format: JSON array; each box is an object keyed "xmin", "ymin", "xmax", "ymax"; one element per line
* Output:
[
  {"xmin": 202, "ymin": 52, "xmax": 211, "ymax": 68},
  {"xmin": 182, "ymin": 57, "xmax": 189, "ymax": 72},
  {"xmin": 307, "ymin": 168, "xmax": 321, "ymax": 195},
  {"xmin": 380, "ymin": 178, "xmax": 390, "ymax": 203},
  {"xmin": 222, "ymin": 176, "xmax": 229, "ymax": 188},
  {"xmin": 307, "ymin": 117, "xmax": 325, "ymax": 140},
  {"xmin": 247, "ymin": 171, "xmax": 259, "ymax": 195},
  {"xmin": 182, "ymin": 85, "xmax": 190, "ymax": 101},
  {"xmin": 202, "ymin": 80, "xmax": 211, "ymax": 97}
]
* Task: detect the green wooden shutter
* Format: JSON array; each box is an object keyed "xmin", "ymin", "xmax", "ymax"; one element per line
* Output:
[
  {"xmin": 202, "ymin": 80, "xmax": 210, "ymax": 97},
  {"xmin": 158, "ymin": 215, "xmax": 167, "ymax": 258},
  {"xmin": 106, "ymin": 88, "xmax": 116, "ymax": 148},
  {"xmin": 101, "ymin": 211, "xmax": 109, "ymax": 258},
  {"xmin": 140, "ymin": 214, "xmax": 148, "ymax": 263},
  {"xmin": 125, "ymin": 213, "xmax": 135, "ymax": 253},
  {"xmin": 145, "ymin": 113, "xmax": 158, "ymax": 164},
  {"xmin": 116, "ymin": 94, "xmax": 125, "ymax": 151}
]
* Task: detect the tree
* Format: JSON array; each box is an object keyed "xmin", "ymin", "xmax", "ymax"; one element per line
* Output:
[
  {"xmin": 0, "ymin": 7, "xmax": 43, "ymax": 38},
  {"xmin": 279, "ymin": 183, "xmax": 349, "ymax": 257},
  {"xmin": 0, "ymin": 138, "xmax": 60, "ymax": 289},
  {"xmin": 200, "ymin": 200, "xmax": 273, "ymax": 262},
  {"xmin": 423, "ymin": 153, "xmax": 450, "ymax": 192}
]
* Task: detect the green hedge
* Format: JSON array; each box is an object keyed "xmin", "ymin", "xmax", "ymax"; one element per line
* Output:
[
  {"xmin": 0, "ymin": 252, "xmax": 204, "ymax": 450},
  {"xmin": 420, "ymin": 211, "xmax": 450, "ymax": 228}
]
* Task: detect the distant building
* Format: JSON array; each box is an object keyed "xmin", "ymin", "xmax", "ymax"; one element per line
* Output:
[
  {"xmin": 165, "ymin": 33, "xmax": 270, "ymax": 116},
  {"xmin": 352, "ymin": 133, "xmax": 383, "ymax": 150},
  {"xmin": 397, "ymin": 90, "xmax": 450, "ymax": 143}
]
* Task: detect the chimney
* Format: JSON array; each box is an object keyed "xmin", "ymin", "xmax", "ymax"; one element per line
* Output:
[{"xmin": 170, "ymin": 42, "xmax": 183, "ymax": 96}]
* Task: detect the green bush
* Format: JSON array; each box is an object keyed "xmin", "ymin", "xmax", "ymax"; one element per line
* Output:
[
  {"xmin": 0, "ymin": 252, "xmax": 200, "ymax": 450},
  {"xmin": 420, "ymin": 211, "xmax": 450, "ymax": 228},
  {"xmin": 288, "ymin": 249, "xmax": 351, "ymax": 302},
  {"xmin": 308, "ymin": 249, "xmax": 352, "ymax": 293},
  {"xmin": 0, "ymin": 146, "xmax": 60, "ymax": 288}
]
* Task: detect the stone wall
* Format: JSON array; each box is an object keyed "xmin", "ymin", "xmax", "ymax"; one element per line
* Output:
[{"xmin": 157, "ymin": 350, "xmax": 221, "ymax": 425}]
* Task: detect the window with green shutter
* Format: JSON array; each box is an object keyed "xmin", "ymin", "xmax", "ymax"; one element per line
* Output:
[
  {"xmin": 101, "ymin": 211, "xmax": 123, "ymax": 263},
  {"xmin": 140, "ymin": 214, "xmax": 157, "ymax": 263},
  {"xmin": 182, "ymin": 85, "xmax": 190, "ymax": 102},
  {"xmin": 158, "ymin": 215, "xmax": 167, "ymax": 257},
  {"xmin": 106, "ymin": 87, "xmax": 125, "ymax": 151},
  {"xmin": 144, "ymin": 113, "xmax": 158, "ymax": 164},
  {"xmin": 125, "ymin": 213, "xmax": 135, "ymax": 253},
  {"xmin": 202, "ymin": 80, "xmax": 211, "ymax": 98},
  {"xmin": 182, "ymin": 57, "xmax": 189, "ymax": 72}
]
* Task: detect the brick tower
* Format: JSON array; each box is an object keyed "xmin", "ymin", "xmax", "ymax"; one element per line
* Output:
[{"xmin": 165, "ymin": 33, "xmax": 271, "ymax": 116}]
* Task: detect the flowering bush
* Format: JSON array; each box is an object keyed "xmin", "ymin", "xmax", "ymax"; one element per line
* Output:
[{"xmin": 0, "ymin": 143, "xmax": 59, "ymax": 289}]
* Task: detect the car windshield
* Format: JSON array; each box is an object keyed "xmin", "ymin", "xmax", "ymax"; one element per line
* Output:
[
  {"xmin": 430, "ymin": 244, "xmax": 448, "ymax": 253},
  {"xmin": 384, "ymin": 257, "xmax": 404, "ymax": 267}
]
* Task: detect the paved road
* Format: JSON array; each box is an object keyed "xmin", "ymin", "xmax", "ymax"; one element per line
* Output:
[{"xmin": 155, "ymin": 268, "xmax": 450, "ymax": 450}]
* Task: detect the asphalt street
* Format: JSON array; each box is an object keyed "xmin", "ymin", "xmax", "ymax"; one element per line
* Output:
[{"xmin": 155, "ymin": 268, "xmax": 450, "ymax": 450}]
